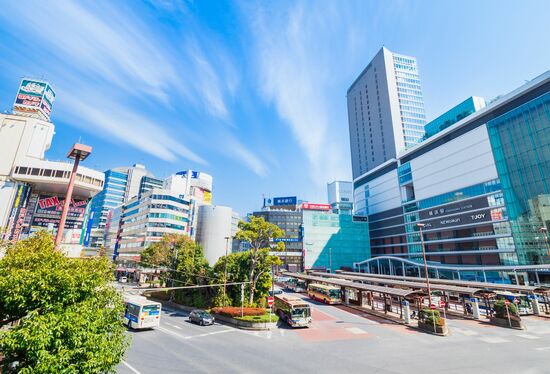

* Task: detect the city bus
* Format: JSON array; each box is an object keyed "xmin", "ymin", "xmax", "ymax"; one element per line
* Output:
[
  {"xmin": 285, "ymin": 278, "xmax": 307, "ymax": 292},
  {"xmin": 273, "ymin": 294, "xmax": 312, "ymax": 328},
  {"xmin": 307, "ymin": 283, "xmax": 342, "ymax": 304},
  {"xmin": 123, "ymin": 296, "xmax": 162, "ymax": 329}
]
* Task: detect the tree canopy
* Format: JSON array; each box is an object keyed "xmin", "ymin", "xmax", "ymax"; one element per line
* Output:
[
  {"xmin": 0, "ymin": 231, "xmax": 128, "ymax": 373},
  {"xmin": 234, "ymin": 216, "xmax": 284, "ymax": 304}
]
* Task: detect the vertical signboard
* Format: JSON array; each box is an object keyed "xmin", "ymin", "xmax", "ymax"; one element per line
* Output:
[{"xmin": 13, "ymin": 78, "xmax": 56, "ymax": 121}]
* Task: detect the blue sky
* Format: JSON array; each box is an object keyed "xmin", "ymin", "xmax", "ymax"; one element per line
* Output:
[{"xmin": 1, "ymin": 0, "xmax": 549, "ymax": 215}]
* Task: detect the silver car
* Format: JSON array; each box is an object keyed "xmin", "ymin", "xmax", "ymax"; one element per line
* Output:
[{"xmin": 189, "ymin": 310, "xmax": 214, "ymax": 326}]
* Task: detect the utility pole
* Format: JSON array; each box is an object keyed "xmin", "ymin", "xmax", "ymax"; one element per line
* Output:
[
  {"xmin": 416, "ymin": 223, "xmax": 432, "ymax": 308},
  {"xmin": 223, "ymin": 236, "xmax": 231, "ymax": 303}
]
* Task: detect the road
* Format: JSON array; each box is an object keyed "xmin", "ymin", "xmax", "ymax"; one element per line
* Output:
[{"xmin": 119, "ymin": 293, "xmax": 550, "ymax": 374}]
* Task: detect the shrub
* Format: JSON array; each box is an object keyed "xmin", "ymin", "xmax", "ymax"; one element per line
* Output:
[
  {"xmin": 211, "ymin": 306, "xmax": 266, "ymax": 317},
  {"xmin": 419, "ymin": 308, "xmax": 444, "ymax": 325},
  {"xmin": 494, "ymin": 300, "xmax": 520, "ymax": 320}
]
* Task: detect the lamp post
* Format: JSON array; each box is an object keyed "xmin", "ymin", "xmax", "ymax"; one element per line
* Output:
[
  {"xmin": 55, "ymin": 143, "xmax": 92, "ymax": 248},
  {"xmin": 223, "ymin": 236, "xmax": 231, "ymax": 302},
  {"xmin": 328, "ymin": 247, "xmax": 332, "ymax": 273},
  {"xmin": 416, "ymin": 223, "xmax": 432, "ymax": 308}
]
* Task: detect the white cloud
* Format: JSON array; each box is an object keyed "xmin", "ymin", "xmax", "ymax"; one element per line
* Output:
[{"xmin": 246, "ymin": 2, "xmax": 367, "ymax": 183}]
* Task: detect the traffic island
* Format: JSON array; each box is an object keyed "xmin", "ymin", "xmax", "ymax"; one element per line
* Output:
[
  {"xmin": 418, "ymin": 308, "xmax": 449, "ymax": 336},
  {"xmin": 489, "ymin": 300, "xmax": 525, "ymax": 330},
  {"xmin": 211, "ymin": 307, "xmax": 279, "ymax": 331}
]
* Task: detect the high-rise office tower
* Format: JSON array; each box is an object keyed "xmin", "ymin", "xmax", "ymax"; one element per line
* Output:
[{"xmin": 347, "ymin": 47, "xmax": 426, "ymax": 179}]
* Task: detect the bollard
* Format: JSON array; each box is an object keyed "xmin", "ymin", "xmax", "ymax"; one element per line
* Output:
[
  {"xmin": 472, "ymin": 299, "xmax": 480, "ymax": 319},
  {"xmin": 403, "ymin": 301, "xmax": 411, "ymax": 324},
  {"xmin": 531, "ymin": 298, "xmax": 541, "ymax": 315}
]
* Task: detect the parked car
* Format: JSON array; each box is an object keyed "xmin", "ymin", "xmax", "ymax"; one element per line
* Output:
[
  {"xmin": 119, "ymin": 276, "xmax": 128, "ymax": 283},
  {"xmin": 189, "ymin": 310, "xmax": 214, "ymax": 326}
]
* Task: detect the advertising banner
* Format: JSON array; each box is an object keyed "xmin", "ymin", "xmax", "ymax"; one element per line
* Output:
[
  {"xmin": 419, "ymin": 196, "xmax": 489, "ymax": 220},
  {"xmin": 13, "ymin": 78, "xmax": 56, "ymax": 121},
  {"xmin": 203, "ymin": 191, "xmax": 212, "ymax": 205},
  {"xmin": 273, "ymin": 196, "xmax": 297, "ymax": 206},
  {"xmin": 420, "ymin": 209, "xmax": 493, "ymax": 230},
  {"xmin": 30, "ymin": 195, "xmax": 87, "ymax": 232},
  {"xmin": 301, "ymin": 203, "xmax": 331, "ymax": 211}
]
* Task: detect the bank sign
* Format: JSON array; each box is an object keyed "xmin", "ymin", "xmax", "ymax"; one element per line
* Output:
[
  {"xmin": 13, "ymin": 78, "xmax": 56, "ymax": 121},
  {"xmin": 301, "ymin": 203, "xmax": 331, "ymax": 211},
  {"xmin": 273, "ymin": 196, "xmax": 297, "ymax": 206}
]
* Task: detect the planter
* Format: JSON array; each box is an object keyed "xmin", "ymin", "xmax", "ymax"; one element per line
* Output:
[
  {"xmin": 418, "ymin": 321, "xmax": 449, "ymax": 336},
  {"xmin": 489, "ymin": 316, "xmax": 524, "ymax": 330},
  {"xmin": 212, "ymin": 314, "xmax": 278, "ymax": 331}
]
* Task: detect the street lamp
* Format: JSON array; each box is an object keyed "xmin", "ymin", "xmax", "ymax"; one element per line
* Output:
[
  {"xmin": 223, "ymin": 236, "xmax": 231, "ymax": 301},
  {"xmin": 416, "ymin": 223, "xmax": 432, "ymax": 308},
  {"xmin": 540, "ymin": 227, "xmax": 550, "ymax": 257},
  {"xmin": 55, "ymin": 143, "xmax": 92, "ymax": 247}
]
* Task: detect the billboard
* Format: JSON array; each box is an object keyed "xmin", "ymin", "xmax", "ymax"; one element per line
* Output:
[
  {"xmin": 13, "ymin": 78, "xmax": 56, "ymax": 121},
  {"xmin": 203, "ymin": 191, "xmax": 212, "ymax": 205},
  {"xmin": 301, "ymin": 203, "xmax": 331, "ymax": 211},
  {"xmin": 30, "ymin": 195, "xmax": 87, "ymax": 236},
  {"xmin": 419, "ymin": 196, "xmax": 489, "ymax": 220},
  {"xmin": 273, "ymin": 196, "xmax": 297, "ymax": 206},
  {"xmin": 420, "ymin": 209, "xmax": 493, "ymax": 230}
]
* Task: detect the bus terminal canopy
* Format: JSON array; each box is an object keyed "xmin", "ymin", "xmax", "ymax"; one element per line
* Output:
[
  {"xmin": 337, "ymin": 271, "xmax": 550, "ymax": 296},
  {"xmin": 284, "ymin": 272, "xmax": 423, "ymax": 299},
  {"xmin": 311, "ymin": 272, "xmax": 487, "ymax": 297}
]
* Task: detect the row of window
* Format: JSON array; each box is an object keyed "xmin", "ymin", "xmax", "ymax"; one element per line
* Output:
[{"xmin": 13, "ymin": 166, "xmax": 104, "ymax": 187}]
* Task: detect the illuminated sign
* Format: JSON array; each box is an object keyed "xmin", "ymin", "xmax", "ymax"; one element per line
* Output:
[
  {"xmin": 13, "ymin": 78, "xmax": 56, "ymax": 121},
  {"xmin": 273, "ymin": 196, "xmax": 297, "ymax": 206},
  {"xmin": 301, "ymin": 203, "xmax": 331, "ymax": 211}
]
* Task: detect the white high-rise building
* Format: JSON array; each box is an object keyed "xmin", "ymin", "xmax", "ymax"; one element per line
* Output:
[
  {"xmin": 347, "ymin": 47, "xmax": 426, "ymax": 178},
  {"xmin": 196, "ymin": 205, "xmax": 234, "ymax": 265}
]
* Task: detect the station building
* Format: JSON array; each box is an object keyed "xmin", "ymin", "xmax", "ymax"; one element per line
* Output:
[{"xmin": 353, "ymin": 71, "xmax": 550, "ymax": 281}]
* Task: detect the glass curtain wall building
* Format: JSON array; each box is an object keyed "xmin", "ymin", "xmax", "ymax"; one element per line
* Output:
[
  {"xmin": 353, "ymin": 71, "xmax": 550, "ymax": 282},
  {"xmin": 347, "ymin": 47, "xmax": 426, "ymax": 179}
]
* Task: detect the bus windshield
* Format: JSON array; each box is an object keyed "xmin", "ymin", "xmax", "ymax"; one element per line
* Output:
[
  {"xmin": 292, "ymin": 307, "xmax": 309, "ymax": 318},
  {"xmin": 329, "ymin": 289, "xmax": 341, "ymax": 298}
]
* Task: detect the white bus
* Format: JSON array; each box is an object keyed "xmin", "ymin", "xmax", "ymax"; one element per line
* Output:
[
  {"xmin": 123, "ymin": 296, "xmax": 161, "ymax": 329},
  {"xmin": 273, "ymin": 294, "xmax": 312, "ymax": 328}
]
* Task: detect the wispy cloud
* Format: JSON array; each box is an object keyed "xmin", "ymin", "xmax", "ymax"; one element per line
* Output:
[
  {"xmin": 245, "ymin": 2, "xmax": 368, "ymax": 183},
  {"xmin": 0, "ymin": 0, "xmax": 264, "ymax": 175}
]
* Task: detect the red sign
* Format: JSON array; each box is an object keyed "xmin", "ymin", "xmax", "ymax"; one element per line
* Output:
[
  {"xmin": 267, "ymin": 296, "xmax": 274, "ymax": 307},
  {"xmin": 301, "ymin": 203, "xmax": 331, "ymax": 211},
  {"xmin": 504, "ymin": 300, "xmax": 510, "ymax": 306},
  {"xmin": 439, "ymin": 300, "xmax": 446, "ymax": 308},
  {"xmin": 430, "ymin": 304, "xmax": 436, "ymax": 310}
]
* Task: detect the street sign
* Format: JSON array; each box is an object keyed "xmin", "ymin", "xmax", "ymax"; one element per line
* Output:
[
  {"xmin": 504, "ymin": 300, "xmax": 510, "ymax": 306},
  {"xmin": 267, "ymin": 296, "xmax": 274, "ymax": 307},
  {"xmin": 430, "ymin": 304, "xmax": 436, "ymax": 310},
  {"xmin": 439, "ymin": 300, "xmax": 446, "ymax": 308}
]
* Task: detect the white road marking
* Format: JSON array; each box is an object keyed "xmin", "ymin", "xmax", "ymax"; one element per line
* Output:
[
  {"xmin": 346, "ymin": 327, "xmax": 367, "ymax": 335},
  {"xmin": 122, "ymin": 360, "xmax": 141, "ymax": 374},
  {"xmin": 535, "ymin": 346, "xmax": 550, "ymax": 351},
  {"xmin": 479, "ymin": 337, "xmax": 511, "ymax": 344},
  {"xmin": 195, "ymin": 329, "xmax": 234, "ymax": 338},
  {"xmin": 516, "ymin": 333, "xmax": 540, "ymax": 340}
]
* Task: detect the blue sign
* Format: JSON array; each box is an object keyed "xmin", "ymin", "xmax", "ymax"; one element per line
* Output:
[
  {"xmin": 273, "ymin": 238, "xmax": 301, "ymax": 243},
  {"xmin": 273, "ymin": 196, "xmax": 297, "ymax": 206}
]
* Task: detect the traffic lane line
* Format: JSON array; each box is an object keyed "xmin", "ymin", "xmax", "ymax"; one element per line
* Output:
[
  {"xmin": 157, "ymin": 325, "xmax": 235, "ymax": 340},
  {"xmin": 122, "ymin": 360, "xmax": 141, "ymax": 374}
]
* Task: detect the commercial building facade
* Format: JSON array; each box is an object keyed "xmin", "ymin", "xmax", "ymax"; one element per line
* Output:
[
  {"xmin": 353, "ymin": 71, "xmax": 550, "ymax": 281},
  {"xmin": 196, "ymin": 205, "xmax": 238, "ymax": 265},
  {"xmin": 108, "ymin": 188, "xmax": 191, "ymax": 262},
  {"xmin": 253, "ymin": 196, "xmax": 370, "ymax": 272},
  {"xmin": 0, "ymin": 79, "xmax": 104, "ymax": 256},
  {"xmin": 86, "ymin": 164, "xmax": 158, "ymax": 248},
  {"xmin": 347, "ymin": 47, "xmax": 426, "ymax": 178}
]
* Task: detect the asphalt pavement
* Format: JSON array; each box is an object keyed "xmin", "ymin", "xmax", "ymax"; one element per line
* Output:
[{"xmin": 118, "ymin": 292, "xmax": 550, "ymax": 374}]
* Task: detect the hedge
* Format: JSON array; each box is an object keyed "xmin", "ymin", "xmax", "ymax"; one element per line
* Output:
[{"xmin": 211, "ymin": 306, "xmax": 266, "ymax": 317}]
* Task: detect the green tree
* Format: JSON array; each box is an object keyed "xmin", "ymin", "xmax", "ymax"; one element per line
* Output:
[
  {"xmin": 0, "ymin": 231, "xmax": 128, "ymax": 373},
  {"xmin": 234, "ymin": 217, "xmax": 284, "ymax": 304},
  {"xmin": 141, "ymin": 234, "xmax": 212, "ymax": 307},
  {"xmin": 212, "ymin": 250, "xmax": 281, "ymax": 307}
]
